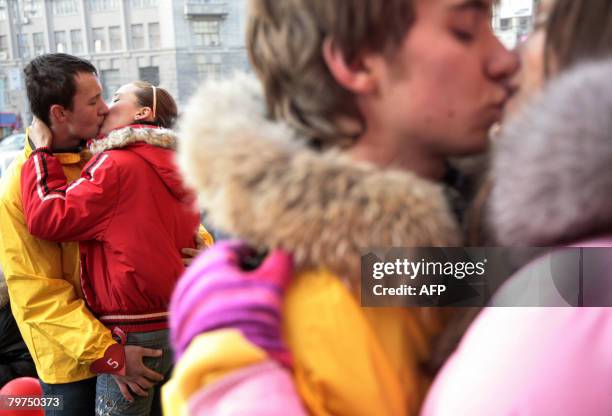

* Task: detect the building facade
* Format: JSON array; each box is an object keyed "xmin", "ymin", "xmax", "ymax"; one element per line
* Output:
[
  {"xmin": 492, "ymin": 0, "xmax": 539, "ymax": 49},
  {"xmin": 1, "ymin": 0, "xmax": 542, "ymax": 128},
  {"xmin": 0, "ymin": 0, "xmax": 249, "ymax": 123}
]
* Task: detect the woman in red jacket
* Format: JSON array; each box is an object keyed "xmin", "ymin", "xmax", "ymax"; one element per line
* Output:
[{"xmin": 21, "ymin": 81, "xmax": 201, "ymax": 416}]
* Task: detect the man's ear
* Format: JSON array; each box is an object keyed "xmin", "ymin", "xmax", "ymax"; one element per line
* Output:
[
  {"xmin": 322, "ymin": 37, "xmax": 377, "ymax": 95},
  {"xmin": 49, "ymin": 104, "xmax": 67, "ymax": 125},
  {"xmin": 134, "ymin": 107, "xmax": 152, "ymax": 121}
]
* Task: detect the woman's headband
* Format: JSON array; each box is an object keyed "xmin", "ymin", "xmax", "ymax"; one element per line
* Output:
[{"xmin": 151, "ymin": 85, "xmax": 157, "ymax": 120}]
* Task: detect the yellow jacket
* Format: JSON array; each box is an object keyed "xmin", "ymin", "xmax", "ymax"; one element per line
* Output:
[
  {"xmin": 164, "ymin": 268, "xmax": 445, "ymax": 415},
  {"xmin": 0, "ymin": 136, "xmax": 115, "ymax": 383}
]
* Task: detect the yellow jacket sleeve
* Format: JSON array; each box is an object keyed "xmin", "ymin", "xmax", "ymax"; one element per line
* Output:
[
  {"xmin": 198, "ymin": 223, "xmax": 214, "ymax": 248},
  {"xmin": 0, "ymin": 153, "xmax": 116, "ymax": 383},
  {"xmin": 163, "ymin": 329, "xmax": 268, "ymax": 416}
]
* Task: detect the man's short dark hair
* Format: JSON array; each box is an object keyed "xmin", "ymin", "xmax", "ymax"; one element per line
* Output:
[{"xmin": 24, "ymin": 53, "xmax": 97, "ymax": 126}]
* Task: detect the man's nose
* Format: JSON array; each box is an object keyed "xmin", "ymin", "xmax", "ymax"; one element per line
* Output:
[
  {"xmin": 486, "ymin": 38, "xmax": 521, "ymax": 83},
  {"xmin": 99, "ymin": 100, "xmax": 110, "ymax": 116}
]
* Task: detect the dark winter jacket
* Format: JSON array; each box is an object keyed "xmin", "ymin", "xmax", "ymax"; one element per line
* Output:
[{"xmin": 0, "ymin": 302, "xmax": 37, "ymax": 388}]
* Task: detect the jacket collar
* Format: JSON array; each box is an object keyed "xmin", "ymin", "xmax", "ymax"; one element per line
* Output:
[
  {"xmin": 89, "ymin": 124, "xmax": 177, "ymax": 154},
  {"xmin": 25, "ymin": 128, "xmax": 84, "ymax": 166}
]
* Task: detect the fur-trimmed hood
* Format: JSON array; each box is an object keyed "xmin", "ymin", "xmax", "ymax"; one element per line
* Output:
[
  {"xmin": 178, "ymin": 73, "xmax": 461, "ymax": 282},
  {"xmin": 89, "ymin": 125, "xmax": 177, "ymax": 154},
  {"xmin": 91, "ymin": 125, "xmax": 190, "ymax": 202},
  {"xmin": 491, "ymin": 59, "xmax": 612, "ymax": 246}
]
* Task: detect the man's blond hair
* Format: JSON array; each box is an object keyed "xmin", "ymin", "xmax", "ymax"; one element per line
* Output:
[{"xmin": 247, "ymin": 0, "xmax": 415, "ymax": 148}]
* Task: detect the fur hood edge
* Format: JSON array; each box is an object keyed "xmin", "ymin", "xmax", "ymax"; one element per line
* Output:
[
  {"xmin": 90, "ymin": 126, "xmax": 177, "ymax": 154},
  {"xmin": 176, "ymin": 73, "xmax": 462, "ymax": 282}
]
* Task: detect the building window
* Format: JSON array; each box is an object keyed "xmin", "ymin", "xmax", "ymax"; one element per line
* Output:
[
  {"xmin": 148, "ymin": 22, "xmax": 160, "ymax": 49},
  {"xmin": 52, "ymin": 0, "xmax": 78, "ymax": 16},
  {"xmin": 193, "ymin": 20, "xmax": 220, "ymax": 47},
  {"xmin": 33, "ymin": 32, "xmax": 45, "ymax": 55},
  {"xmin": 89, "ymin": 0, "xmax": 119, "ymax": 12},
  {"xmin": 131, "ymin": 0, "xmax": 158, "ymax": 8},
  {"xmin": 101, "ymin": 69, "xmax": 120, "ymax": 100},
  {"xmin": 71, "ymin": 29, "xmax": 83, "ymax": 54},
  {"xmin": 0, "ymin": 1, "xmax": 7, "ymax": 21},
  {"xmin": 131, "ymin": 24, "xmax": 144, "ymax": 49},
  {"xmin": 196, "ymin": 56, "xmax": 221, "ymax": 81},
  {"xmin": 0, "ymin": 78, "xmax": 6, "ymax": 109},
  {"xmin": 195, "ymin": 55, "xmax": 206, "ymax": 79},
  {"xmin": 0, "ymin": 35, "xmax": 9, "ymax": 59},
  {"xmin": 93, "ymin": 27, "xmax": 106, "ymax": 52},
  {"xmin": 109, "ymin": 26, "xmax": 122, "ymax": 51},
  {"xmin": 139, "ymin": 66, "xmax": 159, "ymax": 86},
  {"xmin": 17, "ymin": 34, "xmax": 30, "ymax": 59},
  {"xmin": 518, "ymin": 16, "xmax": 531, "ymax": 31},
  {"xmin": 23, "ymin": 0, "xmax": 43, "ymax": 18},
  {"xmin": 54, "ymin": 31, "xmax": 66, "ymax": 53},
  {"xmin": 500, "ymin": 18, "xmax": 512, "ymax": 30}
]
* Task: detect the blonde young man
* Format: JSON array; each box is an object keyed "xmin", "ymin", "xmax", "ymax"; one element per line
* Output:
[{"xmin": 165, "ymin": 0, "xmax": 518, "ymax": 415}]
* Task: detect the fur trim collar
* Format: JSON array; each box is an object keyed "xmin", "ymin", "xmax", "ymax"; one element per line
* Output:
[
  {"xmin": 178, "ymin": 74, "xmax": 461, "ymax": 282},
  {"xmin": 90, "ymin": 125, "xmax": 177, "ymax": 154},
  {"xmin": 491, "ymin": 59, "xmax": 612, "ymax": 246}
]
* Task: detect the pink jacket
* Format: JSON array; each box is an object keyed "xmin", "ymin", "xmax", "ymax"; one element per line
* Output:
[
  {"xmin": 422, "ymin": 240, "xmax": 612, "ymax": 415},
  {"xmin": 423, "ymin": 308, "xmax": 612, "ymax": 415}
]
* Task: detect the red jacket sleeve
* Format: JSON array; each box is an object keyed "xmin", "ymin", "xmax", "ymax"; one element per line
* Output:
[{"xmin": 21, "ymin": 148, "xmax": 119, "ymax": 242}]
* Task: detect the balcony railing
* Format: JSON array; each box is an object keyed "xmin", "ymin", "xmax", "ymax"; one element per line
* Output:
[{"xmin": 184, "ymin": 1, "xmax": 228, "ymax": 17}]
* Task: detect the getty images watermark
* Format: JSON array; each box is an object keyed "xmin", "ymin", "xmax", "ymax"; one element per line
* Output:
[{"xmin": 361, "ymin": 247, "xmax": 612, "ymax": 307}]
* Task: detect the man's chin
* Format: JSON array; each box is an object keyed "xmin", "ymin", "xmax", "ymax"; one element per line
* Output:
[{"xmin": 451, "ymin": 134, "xmax": 490, "ymax": 157}]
